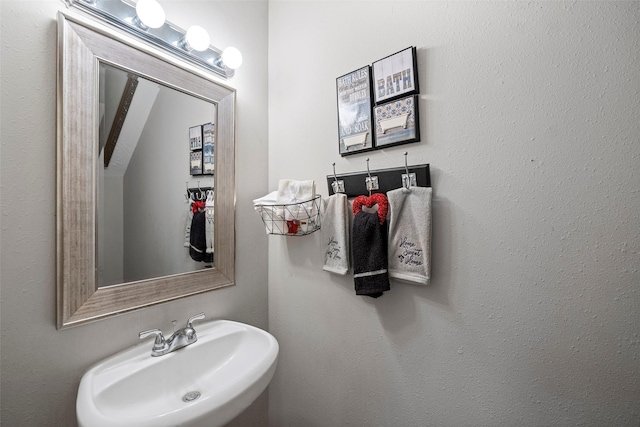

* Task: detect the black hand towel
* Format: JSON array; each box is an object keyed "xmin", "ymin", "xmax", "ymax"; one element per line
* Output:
[
  {"xmin": 189, "ymin": 210, "xmax": 213, "ymax": 263},
  {"xmin": 352, "ymin": 211, "xmax": 390, "ymax": 298}
]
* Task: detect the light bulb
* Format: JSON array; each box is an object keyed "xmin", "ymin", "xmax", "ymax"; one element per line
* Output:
[
  {"xmin": 221, "ymin": 47, "xmax": 243, "ymax": 69},
  {"xmin": 135, "ymin": 0, "xmax": 165, "ymax": 29},
  {"xmin": 184, "ymin": 26, "xmax": 210, "ymax": 52}
]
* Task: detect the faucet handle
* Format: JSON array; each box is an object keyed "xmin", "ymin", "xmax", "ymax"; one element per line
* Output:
[
  {"xmin": 139, "ymin": 329, "xmax": 166, "ymax": 351},
  {"xmin": 186, "ymin": 312, "xmax": 205, "ymax": 329}
]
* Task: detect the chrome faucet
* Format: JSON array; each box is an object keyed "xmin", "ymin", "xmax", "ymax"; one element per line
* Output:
[{"xmin": 139, "ymin": 313, "xmax": 206, "ymax": 357}]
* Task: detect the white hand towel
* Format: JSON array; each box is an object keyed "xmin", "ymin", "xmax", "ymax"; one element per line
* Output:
[
  {"xmin": 184, "ymin": 200, "xmax": 193, "ymax": 247},
  {"xmin": 320, "ymin": 193, "xmax": 349, "ymax": 274},
  {"xmin": 276, "ymin": 180, "xmax": 316, "ymax": 221},
  {"xmin": 205, "ymin": 192, "xmax": 214, "ymax": 254},
  {"xmin": 387, "ymin": 186, "xmax": 432, "ymax": 285}
]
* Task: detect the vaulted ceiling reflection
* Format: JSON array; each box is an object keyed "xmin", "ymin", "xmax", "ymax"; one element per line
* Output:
[{"xmin": 97, "ymin": 62, "xmax": 216, "ymax": 288}]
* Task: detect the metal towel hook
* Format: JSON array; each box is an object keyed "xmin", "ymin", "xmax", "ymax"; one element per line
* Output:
[
  {"xmin": 365, "ymin": 158, "xmax": 379, "ymax": 195},
  {"xmin": 404, "ymin": 152, "xmax": 410, "ymax": 176},
  {"xmin": 401, "ymin": 151, "xmax": 417, "ymax": 189},
  {"xmin": 331, "ymin": 162, "xmax": 345, "ymax": 194}
]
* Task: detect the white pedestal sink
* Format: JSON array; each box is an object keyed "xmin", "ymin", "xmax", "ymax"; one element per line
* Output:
[{"xmin": 77, "ymin": 320, "xmax": 279, "ymax": 427}]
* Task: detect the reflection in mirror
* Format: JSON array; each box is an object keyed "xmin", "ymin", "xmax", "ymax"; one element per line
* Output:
[{"xmin": 97, "ymin": 63, "xmax": 216, "ymax": 287}]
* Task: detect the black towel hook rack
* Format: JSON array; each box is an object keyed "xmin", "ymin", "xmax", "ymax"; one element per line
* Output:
[
  {"xmin": 187, "ymin": 184, "xmax": 213, "ymax": 201},
  {"xmin": 326, "ymin": 153, "xmax": 430, "ymax": 197}
]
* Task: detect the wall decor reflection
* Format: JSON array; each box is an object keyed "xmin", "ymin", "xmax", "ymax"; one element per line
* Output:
[
  {"xmin": 336, "ymin": 65, "xmax": 374, "ymax": 156},
  {"xmin": 203, "ymin": 122, "xmax": 215, "ymax": 175},
  {"xmin": 190, "ymin": 150, "xmax": 203, "ymax": 175},
  {"xmin": 372, "ymin": 47, "xmax": 418, "ymax": 105},
  {"xmin": 189, "ymin": 125, "xmax": 203, "ymax": 150},
  {"xmin": 374, "ymin": 95, "xmax": 420, "ymax": 148}
]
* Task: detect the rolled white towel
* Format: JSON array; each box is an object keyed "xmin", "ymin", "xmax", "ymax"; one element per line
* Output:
[
  {"xmin": 253, "ymin": 191, "xmax": 279, "ymax": 206},
  {"xmin": 276, "ymin": 180, "xmax": 316, "ymax": 204}
]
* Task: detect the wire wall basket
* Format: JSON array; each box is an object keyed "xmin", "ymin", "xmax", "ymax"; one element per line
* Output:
[{"xmin": 256, "ymin": 195, "xmax": 321, "ymax": 236}]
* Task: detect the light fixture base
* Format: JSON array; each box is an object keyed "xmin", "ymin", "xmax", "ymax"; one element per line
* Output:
[{"xmin": 62, "ymin": 0, "xmax": 235, "ymax": 79}]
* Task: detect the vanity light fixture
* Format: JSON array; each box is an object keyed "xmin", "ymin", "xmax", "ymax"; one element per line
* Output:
[
  {"xmin": 134, "ymin": 0, "xmax": 165, "ymax": 30},
  {"xmin": 220, "ymin": 47, "xmax": 243, "ymax": 70},
  {"xmin": 180, "ymin": 25, "xmax": 211, "ymax": 52},
  {"xmin": 61, "ymin": 0, "xmax": 242, "ymax": 79}
]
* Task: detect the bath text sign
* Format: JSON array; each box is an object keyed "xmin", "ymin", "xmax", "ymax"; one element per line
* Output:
[{"xmin": 372, "ymin": 46, "xmax": 419, "ymax": 104}]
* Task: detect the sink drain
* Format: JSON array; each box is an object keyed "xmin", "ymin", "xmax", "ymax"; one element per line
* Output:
[{"xmin": 182, "ymin": 391, "xmax": 201, "ymax": 402}]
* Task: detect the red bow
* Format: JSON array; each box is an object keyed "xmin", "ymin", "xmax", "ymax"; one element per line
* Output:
[
  {"xmin": 353, "ymin": 193, "xmax": 388, "ymax": 224},
  {"xmin": 192, "ymin": 201, "xmax": 206, "ymax": 213}
]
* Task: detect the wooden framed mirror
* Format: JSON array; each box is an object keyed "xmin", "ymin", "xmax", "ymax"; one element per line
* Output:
[{"xmin": 57, "ymin": 11, "xmax": 235, "ymax": 329}]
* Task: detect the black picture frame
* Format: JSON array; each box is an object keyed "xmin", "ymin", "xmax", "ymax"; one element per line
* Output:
[
  {"xmin": 372, "ymin": 46, "xmax": 419, "ymax": 105},
  {"xmin": 189, "ymin": 125, "xmax": 203, "ymax": 150},
  {"xmin": 336, "ymin": 65, "xmax": 375, "ymax": 156},
  {"xmin": 373, "ymin": 94, "xmax": 420, "ymax": 148},
  {"xmin": 190, "ymin": 150, "xmax": 203, "ymax": 175},
  {"xmin": 202, "ymin": 122, "xmax": 215, "ymax": 175}
]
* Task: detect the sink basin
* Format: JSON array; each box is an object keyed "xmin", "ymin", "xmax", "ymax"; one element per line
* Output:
[{"xmin": 77, "ymin": 320, "xmax": 279, "ymax": 427}]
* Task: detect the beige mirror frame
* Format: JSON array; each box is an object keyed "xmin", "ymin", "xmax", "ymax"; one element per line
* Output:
[{"xmin": 57, "ymin": 12, "xmax": 235, "ymax": 329}]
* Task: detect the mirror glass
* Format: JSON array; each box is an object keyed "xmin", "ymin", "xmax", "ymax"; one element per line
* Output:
[{"xmin": 97, "ymin": 63, "xmax": 216, "ymax": 287}]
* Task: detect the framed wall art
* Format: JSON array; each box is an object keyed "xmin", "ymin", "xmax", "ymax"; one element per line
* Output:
[
  {"xmin": 372, "ymin": 46, "xmax": 419, "ymax": 105},
  {"xmin": 336, "ymin": 65, "xmax": 374, "ymax": 156},
  {"xmin": 189, "ymin": 124, "xmax": 202, "ymax": 150},
  {"xmin": 202, "ymin": 122, "xmax": 215, "ymax": 175},
  {"xmin": 373, "ymin": 95, "xmax": 420, "ymax": 148},
  {"xmin": 190, "ymin": 150, "xmax": 202, "ymax": 175}
]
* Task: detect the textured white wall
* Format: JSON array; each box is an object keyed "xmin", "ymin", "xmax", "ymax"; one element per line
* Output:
[
  {"xmin": 268, "ymin": 2, "xmax": 640, "ymax": 426},
  {"xmin": 0, "ymin": 1, "xmax": 269, "ymax": 426}
]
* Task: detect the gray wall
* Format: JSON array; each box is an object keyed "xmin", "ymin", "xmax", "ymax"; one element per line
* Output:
[
  {"xmin": 267, "ymin": 2, "xmax": 640, "ymax": 426},
  {"xmin": 99, "ymin": 176, "xmax": 124, "ymax": 285},
  {"xmin": 0, "ymin": 1, "xmax": 269, "ymax": 426}
]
